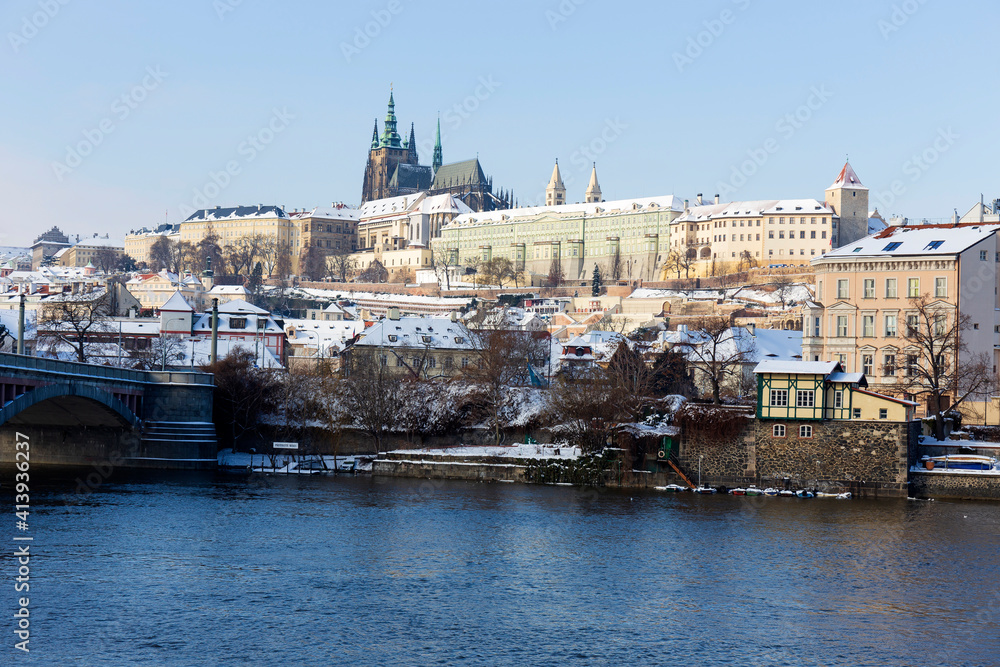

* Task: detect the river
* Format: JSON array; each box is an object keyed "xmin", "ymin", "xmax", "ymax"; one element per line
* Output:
[{"xmin": 2, "ymin": 468, "xmax": 999, "ymax": 666}]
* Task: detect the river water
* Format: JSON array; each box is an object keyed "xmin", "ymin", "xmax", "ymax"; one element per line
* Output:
[{"xmin": 3, "ymin": 468, "xmax": 999, "ymax": 666}]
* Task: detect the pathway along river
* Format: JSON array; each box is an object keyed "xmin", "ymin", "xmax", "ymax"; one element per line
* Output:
[{"xmin": 3, "ymin": 468, "xmax": 1000, "ymax": 666}]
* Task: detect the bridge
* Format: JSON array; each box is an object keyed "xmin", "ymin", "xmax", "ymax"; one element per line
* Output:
[{"xmin": 0, "ymin": 352, "xmax": 217, "ymax": 469}]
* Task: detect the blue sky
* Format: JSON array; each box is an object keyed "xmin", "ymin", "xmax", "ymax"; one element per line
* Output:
[{"xmin": 2, "ymin": 0, "xmax": 998, "ymax": 247}]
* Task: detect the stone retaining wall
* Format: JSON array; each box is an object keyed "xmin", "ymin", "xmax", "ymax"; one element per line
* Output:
[{"xmin": 910, "ymin": 471, "xmax": 1000, "ymax": 500}]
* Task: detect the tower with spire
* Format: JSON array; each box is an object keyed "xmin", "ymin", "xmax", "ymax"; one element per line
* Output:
[
  {"xmin": 824, "ymin": 161, "xmax": 869, "ymax": 247},
  {"xmin": 362, "ymin": 90, "xmax": 428, "ymax": 203},
  {"xmin": 432, "ymin": 116, "xmax": 443, "ymax": 175},
  {"xmin": 585, "ymin": 163, "xmax": 602, "ymax": 203},
  {"xmin": 546, "ymin": 160, "xmax": 566, "ymax": 206}
]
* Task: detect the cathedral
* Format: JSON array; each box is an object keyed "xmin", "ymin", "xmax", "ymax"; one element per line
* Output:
[{"xmin": 360, "ymin": 92, "xmax": 514, "ymax": 212}]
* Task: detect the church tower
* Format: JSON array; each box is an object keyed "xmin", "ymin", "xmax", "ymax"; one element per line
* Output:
[
  {"xmin": 545, "ymin": 160, "xmax": 566, "ymax": 206},
  {"xmin": 432, "ymin": 117, "xmax": 443, "ymax": 175},
  {"xmin": 824, "ymin": 161, "xmax": 869, "ymax": 247},
  {"xmin": 362, "ymin": 90, "xmax": 424, "ymax": 203},
  {"xmin": 584, "ymin": 163, "xmax": 602, "ymax": 203}
]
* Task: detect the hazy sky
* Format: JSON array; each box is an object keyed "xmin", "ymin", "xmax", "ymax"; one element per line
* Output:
[{"xmin": 2, "ymin": 0, "xmax": 998, "ymax": 247}]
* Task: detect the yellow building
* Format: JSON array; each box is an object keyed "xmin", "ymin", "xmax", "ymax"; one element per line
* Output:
[
  {"xmin": 804, "ymin": 221, "xmax": 1000, "ymax": 417},
  {"xmin": 664, "ymin": 162, "xmax": 870, "ymax": 278},
  {"xmin": 124, "ymin": 224, "xmax": 180, "ymax": 266},
  {"xmin": 179, "ymin": 205, "xmax": 301, "ymax": 274},
  {"xmin": 56, "ymin": 235, "xmax": 124, "ymax": 268},
  {"xmin": 291, "ymin": 204, "xmax": 360, "ymax": 256}
]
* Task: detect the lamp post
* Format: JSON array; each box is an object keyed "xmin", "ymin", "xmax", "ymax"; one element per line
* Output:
[{"xmin": 17, "ymin": 293, "xmax": 26, "ymax": 355}]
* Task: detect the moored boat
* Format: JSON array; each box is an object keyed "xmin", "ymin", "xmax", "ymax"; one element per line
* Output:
[
  {"xmin": 693, "ymin": 486, "xmax": 717, "ymax": 494},
  {"xmin": 745, "ymin": 486, "xmax": 765, "ymax": 496},
  {"xmin": 921, "ymin": 455, "xmax": 997, "ymax": 471},
  {"xmin": 795, "ymin": 490, "xmax": 815, "ymax": 498},
  {"xmin": 655, "ymin": 484, "xmax": 689, "ymax": 492},
  {"xmin": 763, "ymin": 488, "xmax": 780, "ymax": 496},
  {"xmin": 730, "ymin": 488, "xmax": 747, "ymax": 496}
]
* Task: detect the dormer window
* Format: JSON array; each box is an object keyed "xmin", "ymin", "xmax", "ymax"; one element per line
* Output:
[
  {"xmin": 422, "ymin": 336, "xmax": 432, "ymax": 343},
  {"xmin": 454, "ymin": 336, "xmax": 464, "ymax": 344},
  {"xmin": 229, "ymin": 317, "xmax": 247, "ymax": 329},
  {"xmin": 924, "ymin": 240, "xmax": 944, "ymax": 250},
  {"xmin": 388, "ymin": 335, "xmax": 398, "ymax": 342}
]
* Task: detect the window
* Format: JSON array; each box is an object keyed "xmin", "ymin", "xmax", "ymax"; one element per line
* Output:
[
  {"xmin": 834, "ymin": 390, "xmax": 843, "ymax": 408},
  {"xmin": 862, "ymin": 354, "xmax": 873, "ymax": 375},
  {"xmin": 879, "ymin": 408, "xmax": 888, "ymax": 420},
  {"xmin": 908, "ymin": 278, "xmax": 920, "ymax": 298},
  {"xmin": 428, "ymin": 357, "xmax": 436, "ymax": 369},
  {"xmin": 813, "ymin": 317, "xmax": 821, "ymax": 337},
  {"xmin": 800, "ymin": 231, "xmax": 806, "ymax": 239},
  {"xmin": 454, "ymin": 336, "xmax": 464, "ymax": 344},
  {"xmin": 379, "ymin": 355, "xmax": 388, "ymax": 367},
  {"xmin": 863, "ymin": 279, "xmax": 875, "ymax": 298},
  {"xmin": 461, "ymin": 357, "xmax": 469, "ymax": 368},
  {"xmin": 837, "ymin": 279, "xmax": 849, "ymax": 299},
  {"xmin": 396, "ymin": 357, "xmax": 404, "ymax": 367},
  {"xmin": 863, "ymin": 315, "xmax": 874, "ymax": 337},
  {"xmin": 770, "ymin": 389, "xmax": 788, "ymax": 407},
  {"xmin": 811, "ymin": 230, "xmax": 816, "ymax": 239},
  {"xmin": 883, "ymin": 354, "xmax": 896, "ymax": 376},
  {"xmin": 779, "ymin": 231, "xmax": 785, "ymax": 239},
  {"xmin": 935, "ymin": 277, "xmax": 947, "ymax": 298},
  {"xmin": 924, "ymin": 240, "xmax": 944, "ymax": 250},
  {"xmin": 799, "ymin": 425, "xmax": 813, "ymax": 438},
  {"xmin": 837, "ymin": 315, "xmax": 848, "ymax": 337},
  {"xmin": 906, "ymin": 354, "xmax": 918, "ymax": 376},
  {"xmin": 821, "ymin": 231, "xmax": 827, "ymax": 239},
  {"xmin": 444, "ymin": 357, "xmax": 453, "ymax": 369},
  {"xmin": 773, "ymin": 424, "xmax": 786, "ymax": 437},
  {"xmin": 796, "ymin": 390, "xmax": 815, "ymax": 408},
  {"xmin": 883, "ymin": 242, "xmax": 902, "ymax": 251},
  {"xmin": 933, "ymin": 314, "xmax": 946, "ymax": 336},
  {"xmin": 982, "ymin": 250, "xmax": 990, "ymax": 261},
  {"xmin": 229, "ymin": 317, "xmax": 247, "ymax": 329},
  {"xmin": 885, "ymin": 314, "xmax": 897, "ymax": 337},
  {"xmin": 906, "ymin": 314, "xmax": 919, "ymax": 333},
  {"xmin": 387, "ymin": 335, "xmax": 398, "ymax": 342},
  {"xmin": 853, "ymin": 408, "xmax": 862, "ymax": 419}
]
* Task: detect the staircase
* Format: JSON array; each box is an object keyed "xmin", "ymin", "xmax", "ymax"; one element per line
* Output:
[
  {"xmin": 666, "ymin": 458, "xmax": 697, "ymax": 490},
  {"xmin": 141, "ymin": 421, "xmax": 218, "ymax": 448}
]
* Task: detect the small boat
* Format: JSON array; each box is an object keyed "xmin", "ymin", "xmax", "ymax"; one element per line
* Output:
[
  {"xmin": 745, "ymin": 486, "xmax": 765, "ymax": 496},
  {"xmin": 922, "ymin": 455, "xmax": 997, "ymax": 471},
  {"xmin": 778, "ymin": 490, "xmax": 797, "ymax": 497},
  {"xmin": 763, "ymin": 488, "xmax": 780, "ymax": 496},
  {"xmin": 817, "ymin": 492, "xmax": 852, "ymax": 499},
  {"xmin": 693, "ymin": 486, "xmax": 717, "ymax": 494},
  {"xmin": 654, "ymin": 484, "xmax": 689, "ymax": 493},
  {"xmin": 730, "ymin": 488, "xmax": 747, "ymax": 496},
  {"xmin": 795, "ymin": 490, "xmax": 815, "ymax": 498}
]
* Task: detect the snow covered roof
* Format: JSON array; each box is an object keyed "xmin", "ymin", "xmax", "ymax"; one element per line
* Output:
[
  {"xmin": 217, "ymin": 299, "xmax": 268, "ymax": 315},
  {"xmin": 828, "ymin": 162, "xmax": 867, "ymax": 190},
  {"xmin": 359, "ymin": 192, "xmax": 426, "ymax": 219},
  {"xmin": 73, "ymin": 236, "xmax": 123, "ymax": 248},
  {"xmin": 207, "ymin": 285, "xmax": 248, "ymax": 296},
  {"xmin": 184, "ymin": 205, "xmax": 288, "ymax": 223},
  {"xmin": 675, "ymin": 199, "xmax": 833, "ymax": 222},
  {"xmin": 821, "ymin": 223, "xmax": 1000, "ymax": 260},
  {"xmin": 284, "ymin": 319, "xmax": 366, "ymax": 354},
  {"xmin": 419, "ymin": 193, "xmax": 473, "ymax": 216},
  {"xmin": 760, "ymin": 199, "xmax": 834, "ymax": 216},
  {"xmin": 754, "ymin": 360, "xmax": 841, "ymax": 375},
  {"xmin": 355, "ymin": 316, "xmax": 475, "ymax": 350},
  {"xmin": 288, "ymin": 205, "xmax": 360, "ymax": 221},
  {"xmin": 827, "ymin": 372, "xmax": 866, "ymax": 385},
  {"xmin": 160, "ymin": 291, "xmax": 194, "ymax": 312},
  {"xmin": 444, "ymin": 195, "xmax": 684, "ymax": 230},
  {"xmin": 868, "ymin": 217, "xmax": 888, "ymax": 235}
]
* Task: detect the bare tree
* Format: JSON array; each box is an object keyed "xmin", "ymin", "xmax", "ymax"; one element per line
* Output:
[
  {"xmin": 38, "ymin": 291, "xmax": 111, "ymax": 363},
  {"xmin": 357, "ymin": 259, "xmax": 388, "ymax": 283},
  {"xmin": 608, "ymin": 245, "xmax": 623, "ymax": 282},
  {"xmin": 93, "ymin": 246, "xmax": 121, "ymax": 274},
  {"xmin": 773, "ymin": 274, "xmax": 794, "ymax": 310},
  {"xmin": 737, "ymin": 250, "xmax": 757, "ymax": 274},
  {"xmin": 900, "ymin": 295, "xmax": 997, "ymax": 439},
  {"xmin": 196, "ymin": 223, "xmax": 224, "ymax": 274},
  {"xmin": 466, "ymin": 325, "xmax": 548, "ymax": 445},
  {"xmin": 547, "ymin": 255, "xmax": 564, "ymax": 288},
  {"xmin": 128, "ymin": 335, "xmax": 187, "ymax": 370},
  {"xmin": 676, "ymin": 315, "xmax": 753, "ymax": 404},
  {"xmin": 203, "ymin": 349, "xmax": 280, "ymax": 451},
  {"xmin": 149, "ymin": 236, "xmax": 178, "ymax": 273},
  {"xmin": 300, "ymin": 244, "xmax": 327, "ymax": 282},
  {"xmin": 327, "ymin": 250, "xmax": 356, "ymax": 283},
  {"xmin": 343, "ymin": 348, "xmax": 403, "ymax": 454}
]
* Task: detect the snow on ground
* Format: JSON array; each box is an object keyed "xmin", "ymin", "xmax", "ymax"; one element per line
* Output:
[
  {"xmin": 386, "ymin": 443, "xmax": 581, "ymax": 460},
  {"xmin": 218, "ymin": 449, "xmax": 372, "ymax": 471},
  {"xmin": 630, "ymin": 283, "xmax": 813, "ymax": 308}
]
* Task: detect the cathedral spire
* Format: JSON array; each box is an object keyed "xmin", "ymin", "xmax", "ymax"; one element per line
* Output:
[
  {"xmin": 432, "ymin": 116, "xmax": 443, "ymax": 174},
  {"xmin": 408, "ymin": 122, "xmax": 418, "ymax": 159},
  {"xmin": 585, "ymin": 163, "xmax": 602, "ymax": 203},
  {"xmin": 379, "ymin": 89, "xmax": 401, "ymax": 148},
  {"xmin": 370, "ymin": 118, "xmax": 379, "ymax": 149}
]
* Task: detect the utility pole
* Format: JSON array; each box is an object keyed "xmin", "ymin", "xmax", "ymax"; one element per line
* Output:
[
  {"xmin": 17, "ymin": 293, "xmax": 26, "ymax": 355},
  {"xmin": 211, "ymin": 298, "xmax": 219, "ymax": 365}
]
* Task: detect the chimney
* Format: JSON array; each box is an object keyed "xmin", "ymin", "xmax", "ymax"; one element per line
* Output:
[
  {"xmin": 388, "ymin": 307, "xmax": 400, "ymax": 320},
  {"xmin": 748, "ymin": 323, "xmax": 756, "ymax": 337},
  {"xmin": 449, "ymin": 311, "xmax": 458, "ymax": 322},
  {"xmin": 696, "ymin": 193, "xmax": 703, "ymax": 205},
  {"xmin": 714, "ymin": 194, "xmax": 720, "ymax": 204},
  {"xmin": 683, "ymin": 199, "xmax": 689, "ymax": 210}
]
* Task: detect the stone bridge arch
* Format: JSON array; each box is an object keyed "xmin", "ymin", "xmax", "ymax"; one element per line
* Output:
[{"xmin": 0, "ymin": 382, "xmax": 139, "ymax": 428}]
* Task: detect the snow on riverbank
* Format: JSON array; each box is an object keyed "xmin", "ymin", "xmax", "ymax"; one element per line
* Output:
[
  {"xmin": 386, "ymin": 443, "xmax": 581, "ymax": 460},
  {"xmin": 218, "ymin": 449, "xmax": 372, "ymax": 472}
]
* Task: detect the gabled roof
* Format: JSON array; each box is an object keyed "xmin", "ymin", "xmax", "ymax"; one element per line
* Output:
[
  {"xmin": 431, "ymin": 159, "xmax": 487, "ymax": 190},
  {"xmin": 828, "ymin": 162, "xmax": 867, "ymax": 190},
  {"xmin": 754, "ymin": 360, "xmax": 841, "ymax": 375},
  {"xmin": 827, "ymin": 372, "xmax": 866, "ymax": 386},
  {"xmin": 160, "ymin": 291, "xmax": 194, "ymax": 312}
]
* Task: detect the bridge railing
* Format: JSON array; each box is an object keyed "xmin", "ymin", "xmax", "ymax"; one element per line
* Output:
[{"xmin": 0, "ymin": 352, "xmax": 214, "ymax": 386}]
